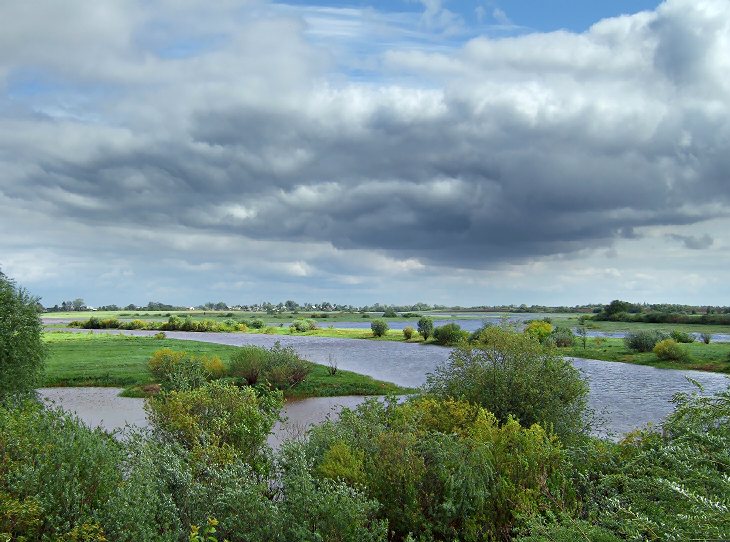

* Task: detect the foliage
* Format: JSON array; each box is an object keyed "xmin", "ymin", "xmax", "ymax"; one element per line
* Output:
[
  {"xmin": 382, "ymin": 307, "xmax": 398, "ymax": 318},
  {"xmin": 432, "ymin": 322, "xmax": 468, "ymax": 346},
  {"xmin": 568, "ymin": 384, "xmax": 730, "ymax": 541},
  {"xmin": 653, "ymin": 338, "xmax": 690, "ymax": 362},
  {"xmin": 550, "ymin": 326, "xmax": 575, "ymax": 348},
  {"xmin": 147, "ymin": 348, "xmax": 223, "ymax": 391},
  {"xmin": 0, "ymin": 272, "xmax": 46, "ymax": 402},
  {"xmin": 623, "ymin": 329, "xmax": 667, "ymax": 352},
  {"xmin": 0, "ymin": 401, "xmax": 122, "ymax": 540},
  {"xmin": 370, "ymin": 319, "xmax": 389, "ymax": 337},
  {"xmin": 417, "ymin": 317, "xmax": 434, "ymax": 340},
  {"xmin": 228, "ymin": 343, "xmax": 311, "ymax": 390},
  {"xmin": 670, "ymin": 330, "xmax": 695, "ymax": 343},
  {"xmin": 426, "ymin": 326, "xmax": 590, "ymax": 440},
  {"xmin": 524, "ymin": 320, "xmax": 553, "ymax": 343},
  {"xmin": 402, "ymin": 326, "xmax": 415, "ymax": 340},
  {"xmin": 290, "ymin": 319, "xmax": 318, "ymax": 333},
  {"xmin": 145, "ymin": 380, "xmax": 283, "ymax": 469},
  {"xmin": 701, "ymin": 332, "xmax": 712, "ymax": 344},
  {"xmin": 305, "ymin": 396, "xmax": 568, "ymax": 541}
]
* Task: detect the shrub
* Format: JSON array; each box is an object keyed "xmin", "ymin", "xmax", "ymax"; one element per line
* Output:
[
  {"xmin": 670, "ymin": 330, "xmax": 695, "ymax": 343},
  {"xmin": 550, "ymin": 326, "xmax": 575, "ymax": 347},
  {"xmin": 249, "ymin": 319, "xmax": 265, "ymax": 329},
  {"xmin": 432, "ymin": 323, "xmax": 468, "ymax": 346},
  {"xmin": 370, "ymin": 319, "xmax": 389, "ymax": 337},
  {"xmin": 402, "ymin": 326, "xmax": 415, "ymax": 340},
  {"xmin": 229, "ymin": 342, "xmax": 311, "ymax": 390},
  {"xmin": 305, "ymin": 396, "xmax": 567, "ymax": 541},
  {"xmin": 623, "ymin": 330, "xmax": 667, "ymax": 352},
  {"xmin": 382, "ymin": 308, "xmax": 398, "ymax": 318},
  {"xmin": 700, "ymin": 332, "xmax": 712, "ymax": 344},
  {"xmin": 417, "ymin": 316, "xmax": 434, "ymax": 340},
  {"xmin": 524, "ymin": 320, "xmax": 553, "ymax": 343},
  {"xmin": 229, "ymin": 345, "xmax": 271, "ymax": 385},
  {"xmin": 145, "ymin": 380, "xmax": 283, "ymax": 468},
  {"xmin": 425, "ymin": 326, "xmax": 590, "ymax": 440},
  {"xmin": 147, "ymin": 349, "xmax": 221, "ymax": 391},
  {"xmin": 0, "ymin": 272, "xmax": 46, "ymax": 402},
  {"xmin": 654, "ymin": 339, "xmax": 690, "ymax": 362}
]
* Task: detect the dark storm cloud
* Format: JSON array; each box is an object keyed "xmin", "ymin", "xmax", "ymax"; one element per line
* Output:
[{"xmin": 1, "ymin": 0, "xmax": 730, "ymax": 277}]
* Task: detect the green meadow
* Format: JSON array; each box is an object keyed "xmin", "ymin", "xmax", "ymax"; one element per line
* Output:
[{"xmin": 43, "ymin": 332, "xmax": 413, "ymax": 398}]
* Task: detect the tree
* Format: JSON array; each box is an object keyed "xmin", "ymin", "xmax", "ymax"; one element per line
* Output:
[
  {"xmin": 72, "ymin": 298, "xmax": 86, "ymax": 311},
  {"xmin": 370, "ymin": 319, "xmax": 388, "ymax": 337},
  {"xmin": 0, "ymin": 272, "xmax": 46, "ymax": 401},
  {"xmin": 425, "ymin": 326, "xmax": 589, "ymax": 440},
  {"xmin": 417, "ymin": 317, "xmax": 434, "ymax": 340}
]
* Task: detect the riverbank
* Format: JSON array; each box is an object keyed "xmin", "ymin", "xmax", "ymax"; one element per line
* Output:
[
  {"xmin": 565, "ymin": 337, "xmax": 730, "ymax": 373},
  {"xmin": 44, "ymin": 332, "xmax": 414, "ymax": 398}
]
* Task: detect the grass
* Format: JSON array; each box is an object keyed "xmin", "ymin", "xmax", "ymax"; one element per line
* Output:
[
  {"xmin": 566, "ymin": 337, "xmax": 730, "ymax": 373},
  {"xmin": 43, "ymin": 331, "xmax": 414, "ymax": 398}
]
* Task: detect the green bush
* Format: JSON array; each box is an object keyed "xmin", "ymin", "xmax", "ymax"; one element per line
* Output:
[
  {"xmin": 700, "ymin": 332, "xmax": 712, "ymax": 344},
  {"xmin": 0, "ymin": 272, "xmax": 46, "ymax": 402},
  {"xmin": 147, "ymin": 348, "xmax": 223, "ymax": 391},
  {"xmin": 382, "ymin": 308, "xmax": 398, "ymax": 318},
  {"xmin": 524, "ymin": 320, "xmax": 553, "ymax": 343},
  {"xmin": 249, "ymin": 319, "xmax": 265, "ymax": 329},
  {"xmin": 623, "ymin": 330, "xmax": 667, "ymax": 352},
  {"xmin": 229, "ymin": 342, "xmax": 311, "ymax": 390},
  {"xmin": 653, "ymin": 338, "xmax": 690, "ymax": 362},
  {"xmin": 550, "ymin": 326, "xmax": 575, "ymax": 347},
  {"xmin": 670, "ymin": 330, "xmax": 695, "ymax": 343},
  {"xmin": 402, "ymin": 326, "xmax": 415, "ymax": 340},
  {"xmin": 229, "ymin": 345, "xmax": 271, "ymax": 385},
  {"xmin": 432, "ymin": 322, "xmax": 468, "ymax": 346},
  {"xmin": 146, "ymin": 380, "xmax": 283, "ymax": 469},
  {"xmin": 417, "ymin": 317, "xmax": 434, "ymax": 340},
  {"xmin": 370, "ymin": 319, "xmax": 389, "ymax": 337},
  {"xmin": 426, "ymin": 327, "xmax": 589, "ymax": 440},
  {"xmin": 0, "ymin": 401, "xmax": 122, "ymax": 539},
  {"xmin": 305, "ymin": 396, "xmax": 567, "ymax": 541}
]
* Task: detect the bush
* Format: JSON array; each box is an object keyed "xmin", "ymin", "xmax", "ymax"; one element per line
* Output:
[
  {"xmin": 432, "ymin": 323, "xmax": 468, "ymax": 346},
  {"xmin": 370, "ymin": 319, "xmax": 388, "ymax": 337},
  {"xmin": 550, "ymin": 326, "xmax": 575, "ymax": 347},
  {"xmin": 653, "ymin": 339, "xmax": 690, "ymax": 362},
  {"xmin": 425, "ymin": 326, "xmax": 590, "ymax": 440},
  {"xmin": 249, "ymin": 319, "xmax": 265, "ymax": 329},
  {"xmin": 623, "ymin": 330, "xmax": 667, "ymax": 352},
  {"xmin": 0, "ymin": 272, "xmax": 46, "ymax": 402},
  {"xmin": 670, "ymin": 330, "xmax": 695, "ymax": 343},
  {"xmin": 382, "ymin": 308, "xmax": 398, "ymax": 318},
  {"xmin": 305, "ymin": 396, "xmax": 567, "ymax": 541},
  {"xmin": 402, "ymin": 326, "xmax": 415, "ymax": 340},
  {"xmin": 229, "ymin": 345, "xmax": 271, "ymax": 385},
  {"xmin": 229, "ymin": 342, "xmax": 311, "ymax": 390},
  {"xmin": 147, "ymin": 348, "xmax": 222, "ymax": 391},
  {"xmin": 700, "ymin": 332, "xmax": 712, "ymax": 344},
  {"xmin": 417, "ymin": 316, "xmax": 434, "ymax": 340},
  {"xmin": 146, "ymin": 380, "xmax": 283, "ymax": 468},
  {"xmin": 524, "ymin": 320, "xmax": 553, "ymax": 343}
]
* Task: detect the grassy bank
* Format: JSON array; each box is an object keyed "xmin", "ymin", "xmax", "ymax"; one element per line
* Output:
[
  {"xmin": 566, "ymin": 337, "xmax": 730, "ymax": 373},
  {"xmin": 43, "ymin": 332, "xmax": 413, "ymax": 397}
]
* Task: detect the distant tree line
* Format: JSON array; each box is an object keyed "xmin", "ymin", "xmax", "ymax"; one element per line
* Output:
[{"xmin": 593, "ymin": 299, "xmax": 730, "ymax": 325}]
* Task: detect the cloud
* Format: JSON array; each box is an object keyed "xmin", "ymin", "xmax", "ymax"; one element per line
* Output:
[
  {"xmin": 668, "ymin": 233, "xmax": 714, "ymax": 250},
  {"xmin": 1, "ymin": 0, "xmax": 730, "ymax": 305}
]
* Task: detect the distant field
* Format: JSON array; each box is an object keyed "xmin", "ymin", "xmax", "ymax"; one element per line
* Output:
[
  {"xmin": 566, "ymin": 337, "xmax": 730, "ymax": 373},
  {"xmin": 43, "ymin": 332, "xmax": 413, "ymax": 398}
]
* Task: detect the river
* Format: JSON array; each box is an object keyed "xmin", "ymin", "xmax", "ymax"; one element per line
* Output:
[{"xmin": 39, "ymin": 329, "xmax": 729, "ymax": 441}]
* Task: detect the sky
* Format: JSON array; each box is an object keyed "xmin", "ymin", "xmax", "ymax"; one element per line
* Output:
[{"xmin": 1, "ymin": 0, "xmax": 729, "ymax": 308}]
